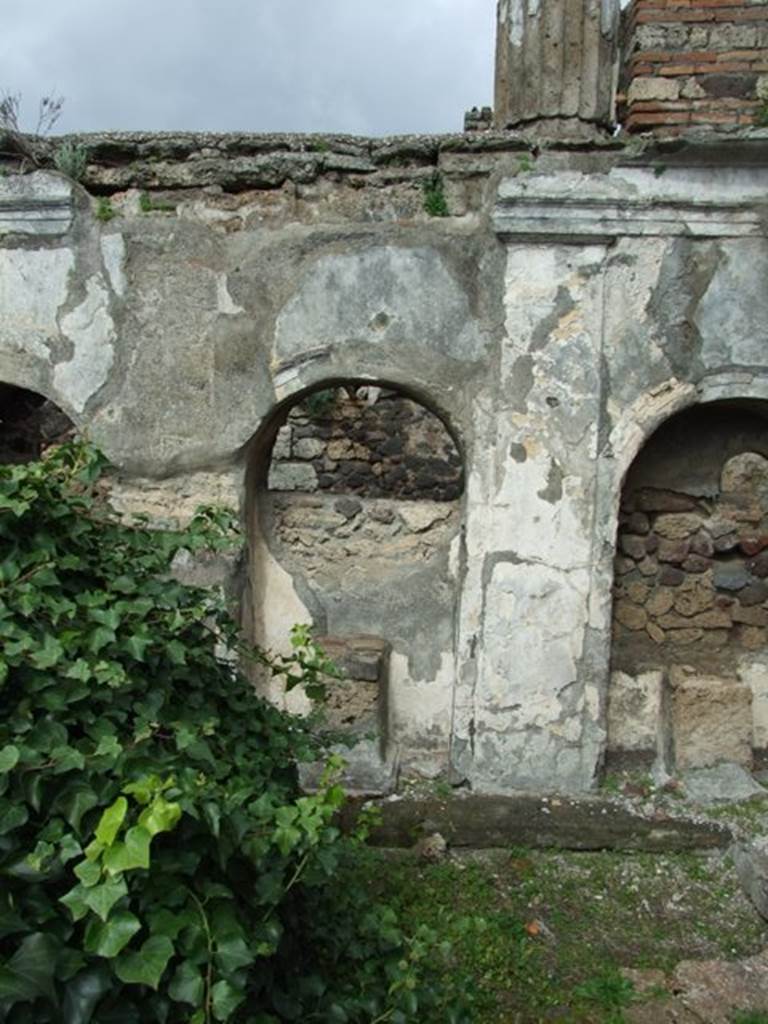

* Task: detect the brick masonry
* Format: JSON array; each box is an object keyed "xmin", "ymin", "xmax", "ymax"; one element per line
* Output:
[{"xmin": 621, "ymin": 0, "xmax": 768, "ymax": 134}]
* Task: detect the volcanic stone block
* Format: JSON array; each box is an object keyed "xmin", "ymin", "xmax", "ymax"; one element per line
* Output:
[
  {"xmin": 669, "ymin": 667, "xmax": 753, "ymax": 770},
  {"xmin": 654, "ymin": 514, "xmax": 704, "ymax": 540}
]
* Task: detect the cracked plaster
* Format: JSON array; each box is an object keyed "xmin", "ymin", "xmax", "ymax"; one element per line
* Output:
[{"xmin": 2, "ymin": 143, "xmax": 768, "ymax": 795}]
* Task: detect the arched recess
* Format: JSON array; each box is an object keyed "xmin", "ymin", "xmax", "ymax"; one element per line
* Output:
[
  {"xmin": 0, "ymin": 382, "xmax": 75, "ymax": 464},
  {"xmin": 245, "ymin": 378, "xmax": 465, "ymax": 786},
  {"xmin": 606, "ymin": 398, "xmax": 768, "ymax": 776}
]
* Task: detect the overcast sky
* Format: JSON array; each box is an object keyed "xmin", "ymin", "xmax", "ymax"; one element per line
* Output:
[{"xmin": 3, "ymin": 1, "xmax": 497, "ymax": 137}]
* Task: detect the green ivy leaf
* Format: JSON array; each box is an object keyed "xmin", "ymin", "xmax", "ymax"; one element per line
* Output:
[
  {"xmin": 212, "ymin": 978, "xmax": 246, "ymax": 1021},
  {"xmin": 60, "ymin": 884, "xmax": 90, "ymax": 922},
  {"xmin": 61, "ymin": 966, "xmax": 112, "ymax": 1024},
  {"xmin": 74, "ymin": 859, "xmax": 102, "ymax": 888},
  {"xmin": 0, "ymin": 801, "xmax": 28, "ymax": 835},
  {"xmin": 82, "ymin": 876, "xmax": 128, "ymax": 923},
  {"xmin": 88, "ymin": 626, "xmax": 115, "ymax": 655},
  {"xmin": 65, "ymin": 659, "xmax": 92, "ymax": 682},
  {"xmin": 30, "ymin": 632, "xmax": 64, "ymax": 669},
  {"xmin": 138, "ymin": 795, "xmax": 181, "ymax": 837},
  {"xmin": 0, "ymin": 745, "xmax": 19, "ymax": 773},
  {"xmin": 94, "ymin": 734, "xmax": 122, "ymax": 760},
  {"xmin": 84, "ymin": 910, "xmax": 141, "ymax": 958},
  {"xmin": 95, "ymin": 797, "xmax": 128, "ymax": 847},
  {"xmin": 123, "ymin": 635, "xmax": 151, "ymax": 661},
  {"xmin": 0, "ymin": 931, "xmax": 59, "ymax": 1006},
  {"xmin": 53, "ymin": 781, "xmax": 99, "ymax": 834},
  {"xmin": 102, "ymin": 826, "xmax": 151, "ymax": 875},
  {"xmin": 214, "ymin": 934, "xmax": 255, "ymax": 974},
  {"xmin": 51, "ymin": 744, "xmax": 86, "ymax": 773},
  {"xmin": 114, "ymin": 935, "xmax": 174, "ymax": 990},
  {"xmin": 168, "ymin": 961, "xmax": 204, "ymax": 1006}
]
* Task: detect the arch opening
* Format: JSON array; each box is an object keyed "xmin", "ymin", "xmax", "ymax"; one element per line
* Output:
[
  {"xmin": 0, "ymin": 383, "xmax": 75, "ymax": 464},
  {"xmin": 607, "ymin": 400, "xmax": 768, "ymax": 777},
  {"xmin": 246, "ymin": 381, "xmax": 465, "ymax": 788}
]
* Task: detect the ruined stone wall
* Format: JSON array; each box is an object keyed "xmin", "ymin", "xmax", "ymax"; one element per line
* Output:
[
  {"xmin": 268, "ymin": 388, "xmax": 463, "ymax": 500},
  {"xmin": 613, "ymin": 406, "xmax": 768, "ymax": 671},
  {"xmin": 2, "ymin": 125, "xmax": 768, "ymax": 795},
  {"xmin": 622, "ymin": 0, "xmax": 768, "ymax": 134},
  {"xmin": 608, "ymin": 406, "xmax": 768, "ymax": 772}
]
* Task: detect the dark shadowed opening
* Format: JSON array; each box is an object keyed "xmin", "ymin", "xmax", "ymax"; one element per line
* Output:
[{"xmin": 0, "ymin": 384, "xmax": 75, "ymax": 464}]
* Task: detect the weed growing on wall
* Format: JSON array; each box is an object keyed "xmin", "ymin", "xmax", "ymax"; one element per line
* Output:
[
  {"xmin": 53, "ymin": 141, "xmax": 88, "ymax": 182},
  {"xmin": 139, "ymin": 190, "xmax": 175, "ymax": 214},
  {"xmin": 0, "ymin": 442, "xmax": 474, "ymax": 1022},
  {"xmin": 94, "ymin": 197, "xmax": 116, "ymax": 223},
  {"xmin": 301, "ymin": 388, "xmax": 338, "ymax": 420},
  {"xmin": 422, "ymin": 173, "xmax": 449, "ymax": 217}
]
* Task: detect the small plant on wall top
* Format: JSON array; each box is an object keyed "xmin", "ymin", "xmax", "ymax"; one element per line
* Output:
[
  {"xmin": 53, "ymin": 140, "xmax": 88, "ymax": 182},
  {"xmin": 423, "ymin": 173, "xmax": 449, "ymax": 217}
]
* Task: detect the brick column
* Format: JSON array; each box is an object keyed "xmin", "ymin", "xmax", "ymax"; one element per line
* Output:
[{"xmin": 622, "ymin": 0, "xmax": 768, "ymax": 135}]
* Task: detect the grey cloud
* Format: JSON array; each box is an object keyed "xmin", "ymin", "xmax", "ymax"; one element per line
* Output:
[{"xmin": 3, "ymin": 0, "xmax": 495, "ymax": 136}]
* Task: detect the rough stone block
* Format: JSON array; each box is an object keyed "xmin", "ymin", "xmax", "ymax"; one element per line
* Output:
[
  {"xmin": 657, "ymin": 538, "xmax": 690, "ymax": 564},
  {"xmin": 713, "ymin": 562, "xmax": 752, "ymax": 591},
  {"xmin": 267, "ymin": 461, "xmax": 318, "ymax": 492},
  {"xmin": 623, "ymin": 511, "xmax": 651, "ymax": 535},
  {"xmin": 721, "ymin": 451, "xmax": 768, "ymax": 499},
  {"xmin": 293, "ymin": 437, "xmax": 325, "ymax": 460},
  {"xmin": 738, "ymin": 581, "xmax": 768, "ymax": 606},
  {"xmin": 654, "ymin": 513, "xmax": 704, "ymax": 540},
  {"xmin": 272, "ymin": 425, "xmax": 292, "ymax": 460},
  {"xmin": 620, "ymin": 534, "xmax": 646, "ymax": 560},
  {"xmin": 738, "ymin": 661, "xmax": 768, "ymax": 749},
  {"xmin": 673, "ymin": 583, "xmax": 714, "ymax": 618},
  {"xmin": 732, "ymin": 836, "xmax": 768, "ymax": 921},
  {"xmin": 647, "ymin": 588, "xmax": 675, "ymax": 617},
  {"xmin": 607, "ymin": 670, "xmax": 663, "ymax": 754},
  {"xmin": 628, "ymin": 77, "xmax": 681, "ymax": 104},
  {"xmin": 669, "ymin": 667, "xmax": 753, "ymax": 770},
  {"xmin": 635, "ymin": 489, "xmax": 697, "ymax": 513},
  {"xmin": 615, "ymin": 600, "xmax": 648, "ymax": 631}
]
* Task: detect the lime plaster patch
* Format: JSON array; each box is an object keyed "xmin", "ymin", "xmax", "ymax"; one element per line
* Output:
[{"xmin": 55, "ymin": 276, "xmax": 115, "ymax": 413}]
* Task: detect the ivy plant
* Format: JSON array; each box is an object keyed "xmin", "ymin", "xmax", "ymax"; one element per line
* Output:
[{"xmin": 0, "ymin": 443, "xmax": 473, "ymax": 1023}]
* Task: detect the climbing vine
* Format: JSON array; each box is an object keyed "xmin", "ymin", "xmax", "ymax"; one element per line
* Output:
[{"xmin": 0, "ymin": 443, "xmax": 473, "ymax": 1023}]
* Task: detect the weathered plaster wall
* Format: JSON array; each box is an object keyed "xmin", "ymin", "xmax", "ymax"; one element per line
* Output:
[{"xmin": 2, "ymin": 128, "xmax": 767, "ymax": 793}]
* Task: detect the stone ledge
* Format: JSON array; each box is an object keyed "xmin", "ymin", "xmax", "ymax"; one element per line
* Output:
[
  {"xmin": 340, "ymin": 793, "xmax": 735, "ymax": 851},
  {"xmin": 495, "ymin": 164, "xmax": 768, "ymax": 240},
  {"xmin": 0, "ymin": 171, "xmax": 73, "ymax": 236}
]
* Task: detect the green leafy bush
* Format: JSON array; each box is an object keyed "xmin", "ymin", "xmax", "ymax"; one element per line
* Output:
[{"xmin": 0, "ymin": 443, "xmax": 472, "ymax": 1023}]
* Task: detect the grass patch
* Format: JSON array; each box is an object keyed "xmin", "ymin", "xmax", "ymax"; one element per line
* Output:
[{"xmin": 349, "ymin": 847, "xmax": 767, "ymax": 1023}]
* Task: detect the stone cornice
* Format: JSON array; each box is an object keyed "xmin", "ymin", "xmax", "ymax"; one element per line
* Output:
[
  {"xmin": 0, "ymin": 172, "xmax": 73, "ymax": 237},
  {"xmin": 494, "ymin": 166, "xmax": 768, "ymax": 242}
]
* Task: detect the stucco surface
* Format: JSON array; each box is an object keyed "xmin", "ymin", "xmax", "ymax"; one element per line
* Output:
[{"xmin": 2, "ymin": 133, "xmax": 768, "ymax": 792}]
